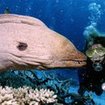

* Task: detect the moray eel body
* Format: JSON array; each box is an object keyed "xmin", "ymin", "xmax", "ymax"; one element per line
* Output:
[{"xmin": 0, "ymin": 14, "xmax": 86, "ymax": 71}]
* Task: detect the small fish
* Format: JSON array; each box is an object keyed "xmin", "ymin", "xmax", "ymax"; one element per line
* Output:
[{"xmin": 0, "ymin": 14, "xmax": 86, "ymax": 71}]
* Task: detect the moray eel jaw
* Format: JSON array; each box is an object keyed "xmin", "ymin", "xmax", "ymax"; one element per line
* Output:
[
  {"xmin": 47, "ymin": 33, "xmax": 87, "ymax": 68},
  {"xmin": 47, "ymin": 50, "xmax": 86, "ymax": 69},
  {"xmin": 47, "ymin": 59, "xmax": 86, "ymax": 69}
]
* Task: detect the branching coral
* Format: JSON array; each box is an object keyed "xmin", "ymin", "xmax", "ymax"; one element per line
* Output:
[{"xmin": 0, "ymin": 86, "xmax": 57, "ymax": 105}]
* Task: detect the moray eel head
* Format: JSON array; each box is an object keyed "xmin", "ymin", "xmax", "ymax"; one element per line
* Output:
[{"xmin": 0, "ymin": 14, "xmax": 86, "ymax": 71}]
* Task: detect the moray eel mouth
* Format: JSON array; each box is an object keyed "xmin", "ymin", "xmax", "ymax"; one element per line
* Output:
[
  {"xmin": 64, "ymin": 59, "xmax": 86, "ymax": 67},
  {"xmin": 62, "ymin": 52, "xmax": 87, "ymax": 68},
  {"xmin": 54, "ymin": 56, "xmax": 86, "ymax": 68},
  {"xmin": 71, "ymin": 59, "xmax": 86, "ymax": 64}
]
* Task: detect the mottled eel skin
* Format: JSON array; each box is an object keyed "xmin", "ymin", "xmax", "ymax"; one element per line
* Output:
[{"xmin": 0, "ymin": 14, "xmax": 86, "ymax": 71}]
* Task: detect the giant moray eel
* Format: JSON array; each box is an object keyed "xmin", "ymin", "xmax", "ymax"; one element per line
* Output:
[{"xmin": 0, "ymin": 14, "xmax": 86, "ymax": 71}]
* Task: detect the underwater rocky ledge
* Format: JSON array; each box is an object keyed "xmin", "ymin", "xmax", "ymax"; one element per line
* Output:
[{"xmin": 0, "ymin": 70, "xmax": 96, "ymax": 105}]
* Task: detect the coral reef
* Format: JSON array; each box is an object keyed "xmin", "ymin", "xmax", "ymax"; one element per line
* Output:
[
  {"xmin": 0, "ymin": 86, "xmax": 57, "ymax": 105},
  {"xmin": 0, "ymin": 70, "xmax": 95, "ymax": 105}
]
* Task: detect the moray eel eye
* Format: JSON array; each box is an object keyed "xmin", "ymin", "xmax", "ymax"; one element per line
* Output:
[{"xmin": 17, "ymin": 42, "xmax": 28, "ymax": 51}]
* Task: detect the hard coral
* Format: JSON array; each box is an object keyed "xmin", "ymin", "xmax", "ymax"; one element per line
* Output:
[{"xmin": 0, "ymin": 86, "xmax": 57, "ymax": 105}]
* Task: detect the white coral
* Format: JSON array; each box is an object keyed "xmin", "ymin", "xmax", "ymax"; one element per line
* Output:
[{"xmin": 0, "ymin": 86, "xmax": 57, "ymax": 105}]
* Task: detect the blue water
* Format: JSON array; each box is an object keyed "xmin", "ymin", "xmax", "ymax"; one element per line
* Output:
[{"xmin": 0, "ymin": 0, "xmax": 105, "ymax": 104}]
